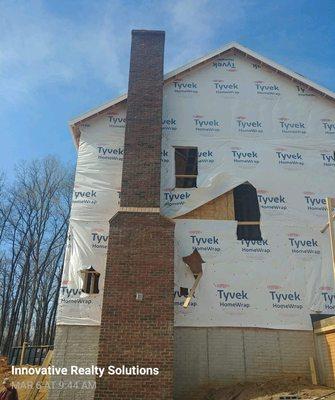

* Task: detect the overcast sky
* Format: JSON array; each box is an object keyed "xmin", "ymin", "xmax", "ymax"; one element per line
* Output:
[{"xmin": 1, "ymin": 0, "xmax": 334, "ymax": 177}]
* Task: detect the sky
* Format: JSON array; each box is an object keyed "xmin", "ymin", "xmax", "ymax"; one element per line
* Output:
[{"xmin": 0, "ymin": 0, "xmax": 334, "ymax": 179}]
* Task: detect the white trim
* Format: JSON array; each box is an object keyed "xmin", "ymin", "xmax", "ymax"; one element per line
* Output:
[
  {"xmin": 69, "ymin": 93, "xmax": 127, "ymax": 126},
  {"xmin": 163, "ymin": 41, "xmax": 239, "ymax": 81},
  {"xmin": 119, "ymin": 207, "xmax": 160, "ymax": 213},
  {"xmin": 69, "ymin": 41, "xmax": 335, "ymax": 144},
  {"xmin": 233, "ymin": 43, "xmax": 335, "ymax": 99},
  {"xmin": 68, "ymin": 124, "xmax": 78, "ymax": 147}
]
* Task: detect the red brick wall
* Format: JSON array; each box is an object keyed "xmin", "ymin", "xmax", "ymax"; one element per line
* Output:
[
  {"xmin": 120, "ymin": 30, "xmax": 165, "ymax": 208},
  {"xmin": 94, "ymin": 213, "xmax": 174, "ymax": 399},
  {"xmin": 94, "ymin": 30, "xmax": 175, "ymax": 399}
]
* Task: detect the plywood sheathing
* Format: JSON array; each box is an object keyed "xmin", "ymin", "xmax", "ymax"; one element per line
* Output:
[{"xmin": 175, "ymin": 190, "xmax": 235, "ymax": 220}]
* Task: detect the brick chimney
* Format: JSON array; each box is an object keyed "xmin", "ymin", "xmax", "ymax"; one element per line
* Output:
[{"xmin": 94, "ymin": 30, "xmax": 174, "ymax": 400}]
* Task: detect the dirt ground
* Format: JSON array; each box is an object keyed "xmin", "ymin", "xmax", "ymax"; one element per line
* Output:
[
  {"xmin": 186, "ymin": 376, "xmax": 335, "ymax": 400},
  {"xmin": 1, "ymin": 358, "xmax": 335, "ymax": 400},
  {"xmin": 0, "ymin": 357, "xmax": 48, "ymax": 400}
]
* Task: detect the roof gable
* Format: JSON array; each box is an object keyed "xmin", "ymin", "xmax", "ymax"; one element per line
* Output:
[{"xmin": 69, "ymin": 42, "xmax": 335, "ymax": 146}]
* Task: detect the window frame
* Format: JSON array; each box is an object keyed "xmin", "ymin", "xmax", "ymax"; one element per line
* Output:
[{"xmin": 174, "ymin": 146, "xmax": 198, "ymax": 188}]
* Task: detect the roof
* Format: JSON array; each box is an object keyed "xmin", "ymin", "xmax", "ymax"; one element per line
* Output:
[{"xmin": 69, "ymin": 41, "xmax": 335, "ymax": 146}]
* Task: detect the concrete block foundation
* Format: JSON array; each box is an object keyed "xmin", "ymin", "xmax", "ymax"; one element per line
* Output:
[
  {"xmin": 48, "ymin": 325, "xmax": 315, "ymax": 399},
  {"xmin": 174, "ymin": 327, "xmax": 314, "ymax": 399},
  {"xmin": 48, "ymin": 325, "xmax": 99, "ymax": 400}
]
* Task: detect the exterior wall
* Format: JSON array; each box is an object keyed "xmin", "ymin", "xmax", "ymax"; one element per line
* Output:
[
  {"xmin": 48, "ymin": 325, "xmax": 99, "ymax": 400},
  {"xmin": 314, "ymin": 317, "xmax": 335, "ymax": 387},
  {"xmin": 176, "ymin": 190, "xmax": 235, "ymax": 220},
  {"xmin": 52, "ymin": 37, "xmax": 335, "ymax": 399},
  {"xmin": 174, "ymin": 327, "xmax": 315, "ymax": 399},
  {"xmin": 48, "ymin": 325, "xmax": 314, "ymax": 400}
]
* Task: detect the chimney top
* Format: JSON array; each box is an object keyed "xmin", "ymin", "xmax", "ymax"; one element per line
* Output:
[{"xmin": 131, "ymin": 29, "xmax": 165, "ymax": 36}]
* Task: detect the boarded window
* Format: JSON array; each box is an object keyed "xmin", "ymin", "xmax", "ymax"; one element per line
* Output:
[
  {"xmin": 233, "ymin": 183, "xmax": 262, "ymax": 240},
  {"xmin": 175, "ymin": 147, "xmax": 198, "ymax": 188}
]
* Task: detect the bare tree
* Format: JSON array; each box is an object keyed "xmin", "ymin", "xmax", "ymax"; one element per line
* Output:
[{"xmin": 0, "ymin": 156, "xmax": 74, "ymax": 355}]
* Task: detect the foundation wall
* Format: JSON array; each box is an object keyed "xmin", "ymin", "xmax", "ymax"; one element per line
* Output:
[
  {"xmin": 48, "ymin": 325, "xmax": 100, "ymax": 400},
  {"xmin": 48, "ymin": 325, "xmax": 314, "ymax": 399},
  {"xmin": 174, "ymin": 327, "xmax": 314, "ymax": 399}
]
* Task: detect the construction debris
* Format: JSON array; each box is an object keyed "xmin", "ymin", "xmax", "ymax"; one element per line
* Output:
[
  {"xmin": 182, "ymin": 248, "xmax": 205, "ymax": 276},
  {"xmin": 0, "ymin": 365, "xmax": 49, "ymax": 400},
  {"xmin": 185, "ymin": 377, "xmax": 335, "ymax": 400},
  {"xmin": 182, "ymin": 249, "xmax": 205, "ymax": 308}
]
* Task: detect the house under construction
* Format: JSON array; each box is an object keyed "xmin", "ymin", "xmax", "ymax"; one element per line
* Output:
[{"xmin": 48, "ymin": 30, "xmax": 335, "ymax": 400}]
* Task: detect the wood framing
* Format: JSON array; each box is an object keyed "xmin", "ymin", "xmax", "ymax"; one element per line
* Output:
[
  {"xmin": 19, "ymin": 342, "xmax": 27, "ymax": 366},
  {"xmin": 25, "ymin": 350, "xmax": 53, "ymax": 400},
  {"xmin": 314, "ymin": 325, "xmax": 335, "ymax": 335},
  {"xmin": 309, "ymin": 356, "xmax": 318, "ymax": 385},
  {"xmin": 321, "ymin": 212, "xmax": 335, "ymax": 233}
]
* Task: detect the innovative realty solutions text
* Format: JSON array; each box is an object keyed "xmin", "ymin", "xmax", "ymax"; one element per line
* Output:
[{"xmin": 12, "ymin": 365, "xmax": 160, "ymax": 378}]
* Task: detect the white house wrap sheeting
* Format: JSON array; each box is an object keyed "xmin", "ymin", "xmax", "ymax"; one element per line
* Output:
[
  {"xmin": 57, "ymin": 49, "xmax": 335, "ymax": 329},
  {"xmin": 174, "ymin": 220, "xmax": 333, "ymax": 330}
]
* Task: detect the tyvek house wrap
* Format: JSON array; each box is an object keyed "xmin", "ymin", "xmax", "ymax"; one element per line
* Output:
[{"xmin": 57, "ymin": 50, "xmax": 335, "ymax": 329}]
